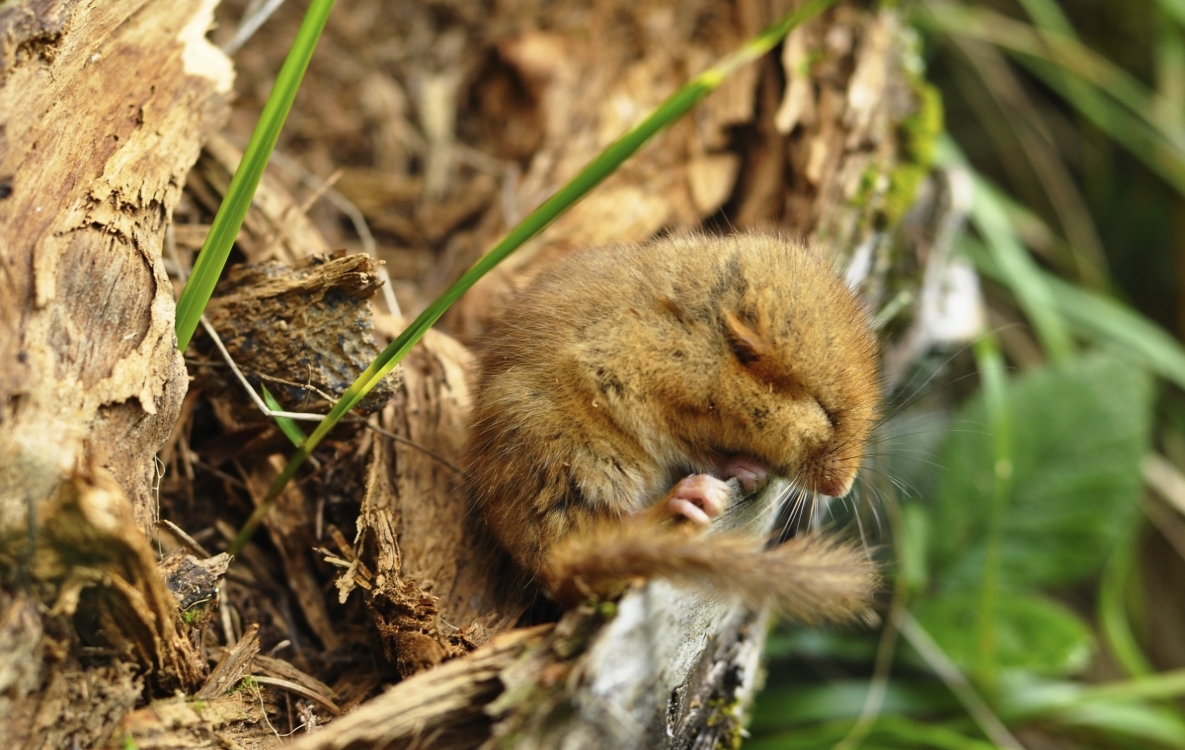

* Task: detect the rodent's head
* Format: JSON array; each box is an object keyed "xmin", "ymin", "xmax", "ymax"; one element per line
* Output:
[{"xmin": 621, "ymin": 235, "xmax": 880, "ymax": 498}]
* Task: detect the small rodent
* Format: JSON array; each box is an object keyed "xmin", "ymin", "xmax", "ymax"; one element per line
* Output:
[{"xmin": 465, "ymin": 233, "xmax": 880, "ymax": 620}]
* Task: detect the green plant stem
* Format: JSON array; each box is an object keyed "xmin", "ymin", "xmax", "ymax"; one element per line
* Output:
[
  {"xmin": 175, "ymin": 0, "xmax": 336, "ymax": 351},
  {"xmin": 227, "ymin": 0, "xmax": 838, "ymax": 555},
  {"xmin": 1098, "ymin": 530, "xmax": 1153, "ymax": 678},
  {"xmin": 972, "ymin": 335, "xmax": 1013, "ymax": 696}
]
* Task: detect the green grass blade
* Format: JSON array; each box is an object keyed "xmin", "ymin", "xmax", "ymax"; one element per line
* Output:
[
  {"xmin": 968, "ymin": 178, "xmax": 1074, "ymax": 361},
  {"xmin": 965, "ymin": 231, "xmax": 1185, "ymax": 391},
  {"xmin": 175, "ymin": 0, "xmax": 336, "ymax": 351},
  {"xmin": 936, "ymin": 137, "xmax": 1073, "ymax": 361},
  {"xmin": 918, "ymin": 5, "xmax": 1185, "ymax": 197},
  {"xmin": 971, "ymin": 335, "xmax": 1013, "ymax": 695},
  {"xmin": 1098, "ymin": 531, "xmax": 1154, "ymax": 678},
  {"xmin": 227, "ymin": 0, "xmax": 839, "ymax": 555},
  {"xmin": 919, "ymin": 5, "xmax": 1185, "ymax": 145},
  {"xmin": 261, "ymin": 384, "xmax": 308, "ymax": 447}
]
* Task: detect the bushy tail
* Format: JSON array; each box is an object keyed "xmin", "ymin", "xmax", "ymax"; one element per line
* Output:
[{"xmin": 546, "ymin": 522, "xmax": 878, "ymax": 624}]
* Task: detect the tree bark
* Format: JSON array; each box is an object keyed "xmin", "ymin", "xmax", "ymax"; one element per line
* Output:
[{"xmin": 0, "ymin": 1, "xmax": 232, "ymax": 746}]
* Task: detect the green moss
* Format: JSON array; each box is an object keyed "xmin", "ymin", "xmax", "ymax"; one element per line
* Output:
[
  {"xmin": 707, "ymin": 696, "xmax": 746, "ymax": 750},
  {"xmin": 882, "ymin": 79, "xmax": 944, "ymax": 227},
  {"xmin": 180, "ymin": 606, "xmax": 203, "ymax": 624},
  {"xmin": 120, "ymin": 734, "xmax": 139, "ymax": 750},
  {"xmin": 227, "ymin": 675, "xmax": 259, "ymax": 696},
  {"xmin": 851, "ymin": 166, "xmax": 881, "ymax": 210}
]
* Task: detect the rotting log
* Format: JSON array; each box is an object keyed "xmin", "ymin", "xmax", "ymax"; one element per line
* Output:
[{"xmin": 0, "ymin": 0, "xmax": 232, "ymax": 746}]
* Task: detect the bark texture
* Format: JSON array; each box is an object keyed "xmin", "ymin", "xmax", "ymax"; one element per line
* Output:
[
  {"xmin": 0, "ymin": 0, "xmax": 232, "ymax": 746},
  {"xmin": 0, "ymin": 0, "xmax": 232, "ymax": 534}
]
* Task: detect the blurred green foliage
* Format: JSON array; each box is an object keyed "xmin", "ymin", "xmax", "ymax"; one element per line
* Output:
[{"xmin": 752, "ymin": 0, "xmax": 1185, "ymax": 747}]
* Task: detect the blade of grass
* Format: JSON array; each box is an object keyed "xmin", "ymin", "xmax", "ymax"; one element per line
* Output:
[
  {"xmin": 919, "ymin": 4, "xmax": 1185, "ymax": 145},
  {"xmin": 227, "ymin": 0, "xmax": 839, "ymax": 555},
  {"xmin": 898, "ymin": 612, "xmax": 1024, "ymax": 750},
  {"xmin": 971, "ymin": 335, "xmax": 1012, "ymax": 696},
  {"xmin": 1098, "ymin": 531, "xmax": 1154, "ymax": 678},
  {"xmin": 175, "ymin": 0, "xmax": 336, "ymax": 351},
  {"xmin": 918, "ymin": 4, "xmax": 1185, "ymax": 197},
  {"xmin": 941, "ymin": 37, "xmax": 1107, "ymax": 287},
  {"xmin": 944, "ymin": 145, "xmax": 1075, "ymax": 363},
  {"xmin": 262, "ymin": 384, "xmax": 308, "ymax": 447},
  {"xmin": 963, "ymin": 232, "xmax": 1185, "ymax": 391}
]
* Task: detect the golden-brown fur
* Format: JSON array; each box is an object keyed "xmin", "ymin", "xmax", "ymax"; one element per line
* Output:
[{"xmin": 465, "ymin": 233, "xmax": 880, "ymax": 619}]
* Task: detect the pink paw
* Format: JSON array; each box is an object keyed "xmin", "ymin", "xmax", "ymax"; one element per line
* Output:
[
  {"xmin": 664, "ymin": 474, "xmax": 731, "ymax": 527},
  {"xmin": 717, "ymin": 455, "xmax": 770, "ymax": 494}
]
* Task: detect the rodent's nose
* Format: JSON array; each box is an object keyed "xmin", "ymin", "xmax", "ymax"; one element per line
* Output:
[{"xmin": 815, "ymin": 473, "xmax": 855, "ymax": 498}]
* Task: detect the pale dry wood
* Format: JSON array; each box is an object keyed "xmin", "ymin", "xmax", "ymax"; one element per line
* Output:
[
  {"xmin": 198, "ymin": 624, "xmax": 261, "ymax": 700},
  {"xmin": 287, "ymin": 625, "xmax": 552, "ymax": 750},
  {"xmin": 343, "ymin": 325, "xmax": 527, "ymax": 678},
  {"xmin": 111, "ymin": 691, "xmax": 278, "ymax": 750},
  {"xmin": 0, "ymin": 0, "xmax": 232, "ymax": 746},
  {"xmin": 0, "ymin": 0, "xmax": 232, "ymax": 535}
]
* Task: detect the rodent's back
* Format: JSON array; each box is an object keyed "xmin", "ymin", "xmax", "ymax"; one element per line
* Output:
[{"xmin": 466, "ymin": 233, "xmax": 879, "ymax": 581}]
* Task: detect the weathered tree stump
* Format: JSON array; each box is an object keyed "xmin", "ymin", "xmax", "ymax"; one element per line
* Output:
[{"xmin": 0, "ymin": 1, "xmax": 231, "ymax": 746}]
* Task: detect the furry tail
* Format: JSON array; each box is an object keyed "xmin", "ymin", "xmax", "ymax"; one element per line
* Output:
[{"xmin": 546, "ymin": 522, "xmax": 878, "ymax": 624}]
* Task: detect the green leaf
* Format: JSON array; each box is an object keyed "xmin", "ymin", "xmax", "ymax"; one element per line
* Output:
[
  {"xmin": 969, "ymin": 161, "xmax": 1074, "ymax": 363},
  {"xmin": 932, "ymin": 352, "xmax": 1153, "ymax": 589},
  {"xmin": 747, "ymin": 715, "xmax": 998, "ymax": 750},
  {"xmin": 911, "ymin": 593, "xmax": 1093, "ymax": 677},
  {"xmin": 1053, "ymin": 702, "xmax": 1185, "ymax": 747},
  {"xmin": 997, "ymin": 673, "xmax": 1185, "ymax": 745},
  {"xmin": 751, "ymin": 679, "xmax": 957, "ymax": 729}
]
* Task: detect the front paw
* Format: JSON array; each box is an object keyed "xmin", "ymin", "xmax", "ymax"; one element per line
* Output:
[{"xmin": 653, "ymin": 474, "xmax": 731, "ymax": 527}]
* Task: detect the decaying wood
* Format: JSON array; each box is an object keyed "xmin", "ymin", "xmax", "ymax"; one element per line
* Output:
[
  {"xmin": 288, "ymin": 625, "xmax": 553, "ymax": 750},
  {"xmin": 241, "ymin": 456, "xmax": 343, "ymax": 653},
  {"xmin": 199, "ymin": 251, "xmax": 394, "ymax": 416},
  {"xmin": 0, "ymin": 0, "xmax": 232, "ymax": 535},
  {"xmin": 2, "ymin": 463, "xmax": 207, "ymax": 748},
  {"xmin": 198, "ymin": 623, "xmax": 261, "ymax": 700},
  {"xmin": 159, "ymin": 550, "xmax": 231, "ymax": 613},
  {"xmin": 0, "ymin": 0, "xmax": 232, "ymax": 746},
  {"xmin": 111, "ymin": 691, "xmax": 277, "ymax": 750},
  {"xmin": 343, "ymin": 325, "xmax": 528, "ymax": 678}
]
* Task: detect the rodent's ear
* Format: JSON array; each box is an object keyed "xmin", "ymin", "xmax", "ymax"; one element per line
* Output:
[{"xmin": 723, "ymin": 310, "xmax": 770, "ymax": 366}]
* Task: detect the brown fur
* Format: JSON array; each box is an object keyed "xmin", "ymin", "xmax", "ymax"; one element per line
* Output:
[
  {"xmin": 465, "ymin": 233, "xmax": 880, "ymax": 621},
  {"xmin": 548, "ymin": 522, "xmax": 878, "ymax": 623}
]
